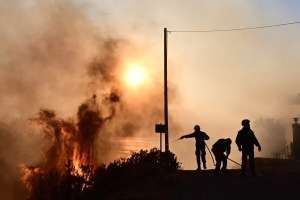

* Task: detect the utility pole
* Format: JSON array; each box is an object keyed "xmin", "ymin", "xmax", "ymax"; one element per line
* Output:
[
  {"xmin": 164, "ymin": 27, "xmax": 169, "ymax": 152},
  {"xmin": 154, "ymin": 28, "xmax": 169, "ymax": 152}
]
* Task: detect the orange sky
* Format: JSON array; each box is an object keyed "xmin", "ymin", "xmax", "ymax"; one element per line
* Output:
[{"xmin": 84, "ymin": 0, "xmax": 300, "ymax": 169}]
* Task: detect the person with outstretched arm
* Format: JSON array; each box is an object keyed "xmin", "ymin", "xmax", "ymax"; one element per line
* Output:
[{"xmin": 179, "ymin": 125, "xmax": 210, "ymax": 171}]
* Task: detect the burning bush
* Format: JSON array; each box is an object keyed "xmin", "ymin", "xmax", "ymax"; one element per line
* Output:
[
  {"xmin": 20, "ymin": 88, "xmax": 179, "ymax": 200},
  {"xmin": 21, "ymin": 94, "xmax": 119, "ymax": 200},
  {"xmin": 22, "ymin": 147, "xmax": 180, "ymax": 200}
]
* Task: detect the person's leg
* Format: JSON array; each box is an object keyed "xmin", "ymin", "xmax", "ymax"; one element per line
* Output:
[
  {"xmin": 213, "ymin": 151, "xmax": 221, "ymax": 173},
  {"xmin": 201, "ymin": 146, "xmax": 206, "ymax": 169},
  {"xmin": 249, "ymin": 149, "xmax": 255, "ymax": 176},
  {"xmin": 221, "ymin": 154, "xmax": 227, "ymax": 172},
  {"xmin": 241, "ymin": 150, "xmax": 248, "ymax": 175},
  {"xmin": 195, "ymin": 148, "xmax": 201, "ymax": 170}
]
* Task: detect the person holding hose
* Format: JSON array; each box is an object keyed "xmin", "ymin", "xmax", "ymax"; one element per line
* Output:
[
  {"xmin": 179, "ymin": 125, "xmax": 210, "ymax": 171},
  {"xmin": 212, "ymin": 138, "xmax": 232, "ymax": 174}
]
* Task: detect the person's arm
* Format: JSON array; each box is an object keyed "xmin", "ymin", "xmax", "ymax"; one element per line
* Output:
[
  {"xmin": 203, "ymin": 132, "xmax": 210, "ymax": 140},
  {"xmin": 180, "ymin": 133, "xmax": 195, "ymax": 139},
  {"xmin": 226, "ymin": 144, "xmax": 231, "ymax": 157},
  {"xmin": 252, "ymin": 131, "xmax": 261, "ymax": 151},
  {"xmin": 235, "ymin": 132, "xmax": 242, "ymax": 151}
]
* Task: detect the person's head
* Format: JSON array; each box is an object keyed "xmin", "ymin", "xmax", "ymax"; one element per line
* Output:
[
  {"xmin": 241, "ymin": 119, "xmax": 250, "ymax": 128},
  {"xmin": 194, "ymin": 125, "xmax": 200, "ymax": 131},
  {"xmin": 225, "ymin": 138, "xmax": 232, "ymax": 145}
]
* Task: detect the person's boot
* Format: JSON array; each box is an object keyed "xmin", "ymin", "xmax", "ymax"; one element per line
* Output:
[
  {"xmin": 214, "ymin": 169, "xmax": 220, "ymax": 176},
  {"xmin": 240, "ymin": 172, "xmax": 246, "ymax": 176},
  {"xmin": 221, "ymin": 167, "xmax": 227, "ymax": 174},
  {"xmin": 251, "ymin": 170, "xmax": 256, "ymax": 177},
  {"xmin": 196, "ymin": 166, "xmax": 202, "ymax": 172}
]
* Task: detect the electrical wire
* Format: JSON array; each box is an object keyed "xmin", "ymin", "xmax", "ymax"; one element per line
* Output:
[{"xmin": 169, "ymin": 20, "xmax": 300, "ymax": 33}]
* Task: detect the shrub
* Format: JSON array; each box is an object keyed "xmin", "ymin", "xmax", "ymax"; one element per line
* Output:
[{"xmin": 106, "ymin": 148, "xmax": 181, "ymax": 177}]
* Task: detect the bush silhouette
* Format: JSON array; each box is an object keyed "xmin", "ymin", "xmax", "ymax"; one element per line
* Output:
[
  {"xmin": 91, "ymin": 148, "xmax": 181, "ymax": 199},
  {"xmin": 105, "ymin": 148, "xmax": 181, "ymax": 178}
]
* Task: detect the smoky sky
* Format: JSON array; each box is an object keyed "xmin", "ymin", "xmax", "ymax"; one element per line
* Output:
[
  {"xmin": 254, "ymin": 118, "xmax": 287, "ymax": 157},
  {"xmin": 1, "ymin": 0, "xmax": 300, "ymax": 186},
  {"xmin": 289, "ymin": 93, "xmax": 300, "ymax": 105},
  {"xmin": 0, "ymin": 0, "xmax": 171, "ymax": 199}
]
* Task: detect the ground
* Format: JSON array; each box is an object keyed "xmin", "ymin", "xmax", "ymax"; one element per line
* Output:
[{"xmin": 105, "ymin": 158, "xmax": 300, "ymax": 200}]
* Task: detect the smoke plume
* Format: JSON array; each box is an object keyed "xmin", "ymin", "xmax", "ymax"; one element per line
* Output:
[
  {"xmin": 0, "ymin": 0, "xmax": 168, "ymax": 199},
  {"xmin": 254, "ymin": 118, "xmax": 288, "ymax": 158}
]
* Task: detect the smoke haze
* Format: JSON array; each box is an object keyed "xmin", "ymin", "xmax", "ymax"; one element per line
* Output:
[
  {"xmin": 1, "ymin": 0, "xmax": 300, "ymax": 198},
  {"xmin": 0, "ymin": 0, "xmax": 168, "ymax": 199}
]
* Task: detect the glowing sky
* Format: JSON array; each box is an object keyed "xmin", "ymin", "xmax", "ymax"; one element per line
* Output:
[{"xmin": 70, "ymin": 0, "xmax": 300, "ymax": 169}]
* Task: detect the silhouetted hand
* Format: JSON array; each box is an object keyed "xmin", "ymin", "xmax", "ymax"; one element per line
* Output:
[{"xmin": 258, "ymin": 146, "xmax": 261, "ymax": 152}]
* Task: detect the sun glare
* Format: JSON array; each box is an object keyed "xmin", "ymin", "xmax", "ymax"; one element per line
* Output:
[{"xmin": 125, "ymin": 64, "xmax": 146, "ymax": 87}]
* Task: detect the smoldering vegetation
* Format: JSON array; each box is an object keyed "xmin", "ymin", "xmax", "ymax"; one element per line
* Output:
[
  {"xmin": 21, "ymin": 95, "xmax": 116, "ymax": 200},
  {"xmin": 0, "ymin": 0, "xmax": 170, "ymax": 199},
  {"xmin": 21, "ymin": 148, "xmax": 180, "ymax": 200}
]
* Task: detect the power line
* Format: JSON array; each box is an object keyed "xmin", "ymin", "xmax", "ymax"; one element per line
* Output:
[{"xmin": 169, "ymin": 20, "xmax": 300, "ymax": 33}]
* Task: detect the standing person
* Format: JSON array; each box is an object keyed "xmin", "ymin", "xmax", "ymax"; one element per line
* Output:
[
  {"xmin": 179, "ymin": 125, "xmax": 209, "ymax": 170},
  {"xmin": 212, "ymin": 138, "xmax": 232, "ymax": 174},
  {"xmin": 236, "ymin": 119, "xmax": 261, "ymax": 176}
]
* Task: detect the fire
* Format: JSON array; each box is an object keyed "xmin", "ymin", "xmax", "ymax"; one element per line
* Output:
[
  {"xmin": 21, "ymin": 166, "xmax": 44, "ymax": 193},
  {"xmin": 71, "ymin": 148, "xmax": 94, "ymax": 181},
  {"xmin": 72, "ymin": 152, "xmax": 85, "ymax": 177},
  {"xmin": 21, "ymin": 94, "xmax": 120, "ymax": 198}
]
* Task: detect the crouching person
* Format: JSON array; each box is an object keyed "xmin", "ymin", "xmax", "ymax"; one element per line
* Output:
[{"xmin": 212, "ymin": 138, "xmax": 232, "ymax": 174}]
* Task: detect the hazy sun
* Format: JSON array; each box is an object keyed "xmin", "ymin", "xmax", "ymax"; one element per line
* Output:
[{"xmin": 124, "ymin": 64, "xmax": 146, "ymax": 87}]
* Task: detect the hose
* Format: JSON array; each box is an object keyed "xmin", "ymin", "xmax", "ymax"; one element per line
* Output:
[
  {"xmin": 205, "ymin": 143, "xmax": 216, "ymax": 166},
  {"xmin": 176, "ymin": 137, "xmax": 216, "ymax": 167},
  {"xmin": 227, "ymin": 157, "xmax": 242, "ymax": 166}
]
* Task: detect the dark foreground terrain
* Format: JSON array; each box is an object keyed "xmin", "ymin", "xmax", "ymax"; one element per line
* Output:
[
  {"xmin": 15, "ymin": 149, "xmax": 300, "ymax": 200},
  {"xmin": 106, "ymin": 158, "xmax": 300, "ymax": 200}
]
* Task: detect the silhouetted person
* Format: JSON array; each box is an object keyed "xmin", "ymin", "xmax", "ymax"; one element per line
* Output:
[
  {"xmin": 180, "ymin": 125, "xmax": 209, "ymax": 170},
  {"xmin": 236, "ymin": 119, "xmax": 261, "ymax": 176},
  {"xmin": 212, "ymin": 138, "xmax": 231, "ymax": 174}
]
